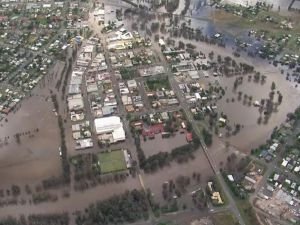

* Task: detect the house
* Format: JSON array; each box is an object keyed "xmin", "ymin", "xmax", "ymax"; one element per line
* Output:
[
  {"xmin": 75, "ymin": 138, "xmax": 93, "ymax": 150},
  {"xmin": 68, "ymin": 94, "xmax": 84, "ymax": 111},
  {"xmin": 122, "ymin": 95, "xmax": 132, "ymax": 106},
  {"xmin": 219, "ymin": 117, "xmax": 226, "ymax": 125},
  {"xmin": 227, "ymin": 175, "xmax": 234, "ymax": 182},
  {"xmin": 158, "ymin": 38, "xmax": 165, "ymax": 47},
  {"xmin": 101, "ymin": 106, "xmax": 115, "ymax": 116},
  {"xmin": 94, "ymin": 8, "xmax": 105, "ymax": 23},
  {"xmin": 211, "ymin": 192, "xmax": 223, "ymax": 205},
  {"xmin": 68, "ymin": 84, "xmax": 81, "ymax": 95},
  {"xmin": 186, "ymin": 132, "xmax": 193, "ymax": 142},
  {"xmin": 207, "ymin": 182, "xmax": 223, "ymax": 205},
  {"xmin": 127, "ymin": 79, "xmax": 137, "ymax": 90},
  {"xmin": 281, "ymin": 159, "xmax": 289, "ymax": 167}
]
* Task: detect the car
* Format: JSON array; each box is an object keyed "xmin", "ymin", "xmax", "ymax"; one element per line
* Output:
[{"xmin": 59, "ymin": 147, "xmax": 62, "ymax": 157}]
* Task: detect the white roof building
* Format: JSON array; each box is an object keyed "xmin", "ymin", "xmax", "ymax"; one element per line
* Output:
[
  {"xmin": 294, "ymin": 166, "xmax": 300, "ymax": 173},
  {"xmin": 158, "ymin": 38, "xmax": 165, "ymax": 46},
  {"xmin": 84, "ymin": 45, "xmax": 95, "ymax": 54},
  {"xmin": 94, "ymin": 116, "xmax": 125, "ymax": 143},
  {"xmin": 127, "ymin": 79, "xmax": 137, "ymax": 89},
  {"xmin": 68, "ymin": 94, "xmax": 84, "ymax": 111},
  {"xmin": 281, "ymin": 159, "xmax": 289, "ymax": 167},
  {"xmin": 228, "ymin": 175, "xmax": 234, "ymax": 182}
]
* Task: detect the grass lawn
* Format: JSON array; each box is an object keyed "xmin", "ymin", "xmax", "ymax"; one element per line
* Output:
[
  {"xmin": 212, "ymin": 212, "xmax": 238, "ymax": 225},
  {"xmin": 98, "ymin": 150, "xmax": 127, "ymax": 174}
]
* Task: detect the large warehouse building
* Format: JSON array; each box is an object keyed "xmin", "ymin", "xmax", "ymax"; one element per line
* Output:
[{"xmin": 94, "ymin": 116, "xmax": 126, "ymax": 143}]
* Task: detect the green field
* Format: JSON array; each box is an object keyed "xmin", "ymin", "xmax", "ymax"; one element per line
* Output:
[
  {"xmin": 212, "ymin": 212, "xmax": 238, "ymax": 225},
  {"xmin": 145, "ymin": 77, "xmax": 170, "ymax": 91},
  {"xmin": 98, "ymin": 150, "xmax": 127, "ymax": 174},
  {"xmin": 236, "ymin": 199, "xmax": 260, "ymax": 225}
]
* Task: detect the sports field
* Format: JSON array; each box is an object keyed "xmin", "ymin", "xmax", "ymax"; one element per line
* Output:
[{"xmin": 98, "ymin": 150, "xmax": 127, "ymax": 174}]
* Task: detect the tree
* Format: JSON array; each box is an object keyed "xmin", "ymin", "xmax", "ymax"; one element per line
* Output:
[
  {"xmin": 225, "ymin": 141, "xmax": 230, "ymax": 149},
  {"xmin": 261, "ymin": 75, "xmax": 266, "ymax": 83},
  {"xmin": 165, "ymin": 0, "xmax": 179, "ymax": 13},
  {"xmin": 150, "ymin": 22, "xmax": 159, "ymax": 33},
  {"xmin": 217, "ymin": 55, "xmax": 222, "ymax": 63},
  {"xmin": 237, "ymin": 91, "xmax": 242, "ymax": 101},
  {"xmin": 202, "ymin": 128, "xmax": 212, "ymax": 146},
  {"xmin": 11, "ymin": 185, "xmax": 21, "ymax": 196},
  {"xmin": 278, "ymin": 94, "xmax": 283, "ymax": 104},
  {"xmin": 208, "ymin": 51, "xmax": 214, "ymax": 60},
  {"xmin": 233, "ymin": 79, "xmax": 238, "ymax": 90},
  {"xmin": 178, "ymin": 41, "xmax": 185, "ymax": 49},
  {"xmin": 15, "ymin": 133, "xmax": 21, "ymax": 144},
  {"xmin": 254, "ymin": 72, "xmax": 260, "ymax": 82},
  {"xmin": 271, "ymin": 81, "xmax": 276, "ymax": 91}
]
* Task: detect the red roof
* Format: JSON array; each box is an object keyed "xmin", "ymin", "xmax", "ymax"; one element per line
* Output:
[
  {"xmin": 186, "ymin": 132, "xmax": 193, "ymax": 142},
  {"xmin": 0, "ymin": 16, "xmax": 8, "ymax": 21},
  {"xmin": 142, "ymin": 124, "xmax": 164, "ymax": 137}
]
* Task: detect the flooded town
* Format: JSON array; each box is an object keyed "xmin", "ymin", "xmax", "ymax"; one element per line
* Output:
[{"xmin": 0, "ymin": 0, "xmax": 299, "ymax": 224}]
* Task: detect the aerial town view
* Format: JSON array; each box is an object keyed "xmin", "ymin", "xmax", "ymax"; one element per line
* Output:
[{"xmin": 0, "ymin": 0, "xmax": 299, "ymax": 224}]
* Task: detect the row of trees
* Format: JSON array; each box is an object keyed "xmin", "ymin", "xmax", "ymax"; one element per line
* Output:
[
  {"xmin": 61, "ymin": 57, "xmax": 73, "ymax": 100},
  {"xmin": 76, "ymin": 190, "xmax": 149, "ymax": 225},
  {"xmin": 146, "ymin": 143, "xmax": 198, "ymax": 172},
  {"xmin": 55, "ymin": 62, "xmax": 67, "ymax": 90},
  {"xmin": 135, "ymin": 131, "xmax": 200, "ymax": 173},
  {"xmin": 165, "ymin": 0, "xmax": 179, "ymax": 13},
  {"xmin": 0, "ymin": 213, "xmax": 69, "ymax": 225},
  {"xmin": 51, "ymin": 94, "xmax": 70, "ymax": 183},
  {"xmin": 202, "ymin": 128, "xmax": 212, "ymax": 146}
]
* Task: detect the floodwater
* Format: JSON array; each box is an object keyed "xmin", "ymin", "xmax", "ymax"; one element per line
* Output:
[
  {"xmin": 0, "ymin": 63, "xmax": 64, "ymax": 186},
  {"xmin": 0, "ymin": 176, "xmax": 141, "ymax": 218},
  {"xmin": 141, "ymin": 132, "xmax": 188, "ymax": 157},
  {"xmin": 142, "ymin": 147, "xmax": 214, "ymax": 203},
  {"xmin": 216, "ymin": 69, "xmax": 300, "ymax": 152},
  {"xmin": 164, "ymin": 6, "xmax": 300, "ymax": 152}
]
